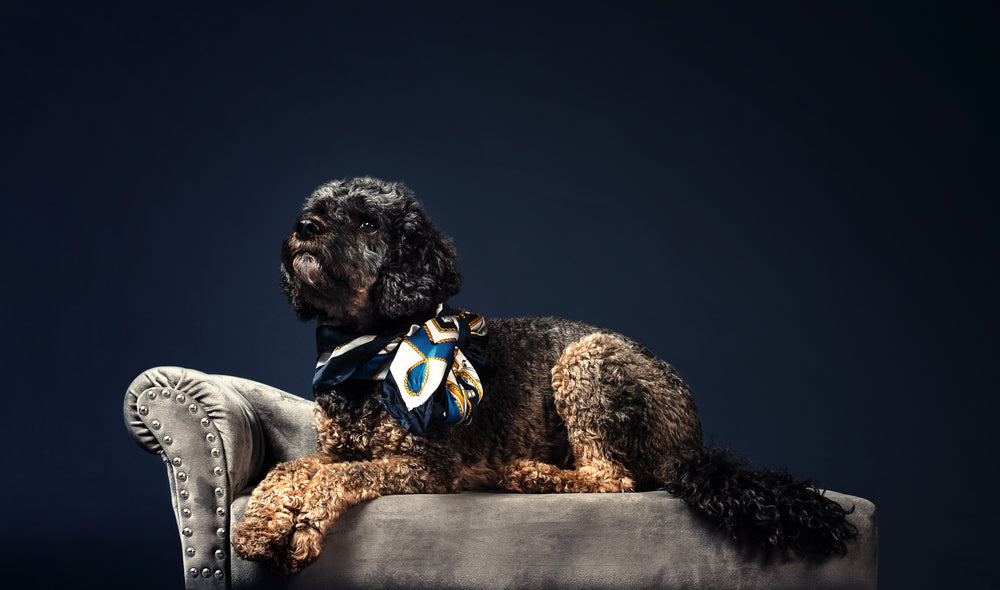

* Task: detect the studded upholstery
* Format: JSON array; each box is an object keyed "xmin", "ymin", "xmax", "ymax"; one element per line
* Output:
[
  {"xmin": 125, "ymin": 367, "xmax": 315, "ymax": 586},
  {"xmin": 125, "ymin": 366, "xmax": 878, "ymax": 590}
]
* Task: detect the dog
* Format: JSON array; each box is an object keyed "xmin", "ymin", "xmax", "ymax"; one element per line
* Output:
[{"xmin": 232, "ymin": 177, "xmax": 856, "ymax": 572}]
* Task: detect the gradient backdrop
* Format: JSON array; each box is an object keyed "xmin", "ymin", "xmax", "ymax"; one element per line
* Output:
[{"xmin": 2, "ymin": 2, "xmax": 995, "ymax": 589}]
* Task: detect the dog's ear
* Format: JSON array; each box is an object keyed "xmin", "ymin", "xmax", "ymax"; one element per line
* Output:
[
  {"xmin": 372, "ymin": 201, "xmax": 462, "ymax": 321},
  {"xmin": 280, "ymin": 263, "xmax": 322, "ymax": 321}
]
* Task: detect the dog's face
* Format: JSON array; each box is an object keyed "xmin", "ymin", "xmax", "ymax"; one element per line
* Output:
[{"xmin": 280, "ymin": 177, "xmax": 462, "ymax": 330}]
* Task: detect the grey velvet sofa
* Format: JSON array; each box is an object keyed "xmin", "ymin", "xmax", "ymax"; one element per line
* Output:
[{"xmin": 124, "ymin": 366, "xmax": 878, "ymax": 590}]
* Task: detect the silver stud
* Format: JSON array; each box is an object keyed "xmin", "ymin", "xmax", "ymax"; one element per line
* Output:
[
  {"xmin": 206, "ymin": 432, "xmax": 216, "ymax": 443},
  {"xmin": 201, "ymin": 418, "xmax": 211, "ymax": 427},
  {"xmin": 182, "ymin": 527, "xmax": 193, "ymax": 537},
  {"xmin": 215, "ymin": 487, "xmax": 224, "ymax": 497},
  {"xmin": 148, "ymin": 391, "xmax": 157, "ymax": 399},
  {"xmin": 163, "ymin": 435, "xmax": 173, "ymax": 446},
  {"xmin": 214, "ymin": 466, "xmax": 224, "ymax": 476},
  {"xmin": 202, "ymin": 568, "xmax": 211, "ymax": 578},
  {"xmin": 181, "ymin": 508, "xmax": 192, "ymax": 518},
  {"xmin": 172, "ymin": 457, "xmax": 182, "ymax": 467},
  {"xmin": 214, "ymin": 549, "xmax": 224, "ymax": 560},
  {"xmin": 211, "ymin": 448, "xmax": 221, "ymax": 457},
  {"xmin": 179, "ymin": 489, "xmax": 189, "ymax": 500},
  {"xmin": 185, "ymin": 547, "xmax": 196, "ymax": 557},
  {"xmin": 162, "ymin": 390, "xmax": 171, "ymax": 398},
  {"xmin": 217, "ymin": 527, "xmax": 226, "ymax": 538},
  {"xmin": 216, "ymin": 507, "xmax": 226, "ymax": 517},
  {"xmin": 176, "ymin": 394, "xmax": 186, "ymax": 403},
  {"xmin": 151, "ymin": 420, "xmax": 161, "ymax": 430},
  {"xmin": 188, "ymin": 567, "xmax": 198, "ymax": 578},
  {"xmin": 177, "ymin": 471, "xmax": 187, "ymax": 482},
  {"xmin": 138, "ymin": 405, "xmax": 149, "ymax": 416},
  {"xmin": 189, "ymin": 403, "xmax": 198, "ymax": 414},
  {"xmin": 214, "ymin": 570, "xmax": 224, "ymax": 580}
]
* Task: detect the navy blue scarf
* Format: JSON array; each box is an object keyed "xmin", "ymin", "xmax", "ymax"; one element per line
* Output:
[{"xmin": 313, "ymin": 305, "xmax": 489, "ymax": 436}]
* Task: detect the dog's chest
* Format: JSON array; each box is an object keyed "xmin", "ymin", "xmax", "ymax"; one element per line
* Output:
[{"xmin": 314, "ymin": 390, "xmax": 416, "ymax": 459}]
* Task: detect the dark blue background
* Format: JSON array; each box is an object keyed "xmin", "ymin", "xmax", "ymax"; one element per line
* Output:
[{"xmin": 2, "ymin": 2, "xmax": 995, "ymax": 588}]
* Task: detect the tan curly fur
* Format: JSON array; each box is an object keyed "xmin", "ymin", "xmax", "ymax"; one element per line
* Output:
[{"xmin": 231, "ymin": 177, "xmax": 854, "ymax": 571}]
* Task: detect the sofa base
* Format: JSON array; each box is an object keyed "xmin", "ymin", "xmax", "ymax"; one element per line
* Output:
[{"xmin": 230, "ymin": 490, "xmax": 877, "ymax": 590}]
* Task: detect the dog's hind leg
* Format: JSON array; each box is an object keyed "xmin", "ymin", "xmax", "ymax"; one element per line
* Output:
[
  {"xmin": 500, "ymin": 332, "xmax": 702, "ymax": 494},
  {"xmin": 500, "ymin": 457, "xmax": 635, "ymax": 493}
]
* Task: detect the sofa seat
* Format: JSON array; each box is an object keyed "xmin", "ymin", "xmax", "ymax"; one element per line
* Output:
[{"xmin": 124, "ymin": 366, "xmax": 877, "ymax": 589}]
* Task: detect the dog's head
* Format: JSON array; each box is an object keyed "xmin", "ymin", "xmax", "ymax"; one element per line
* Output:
[{"xmin": 280, "ymin": 177, "xmax": 462, "ymax": 330}]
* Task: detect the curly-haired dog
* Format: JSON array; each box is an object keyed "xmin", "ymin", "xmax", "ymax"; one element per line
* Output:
[{"xmin": 232, "ymin": 177, "xmax": 857, "ymax": 572}]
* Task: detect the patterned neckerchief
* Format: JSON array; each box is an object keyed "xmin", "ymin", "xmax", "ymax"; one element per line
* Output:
[{"xmin": 314, "ymin": 304, "xmax": 488, "ymax": 436}]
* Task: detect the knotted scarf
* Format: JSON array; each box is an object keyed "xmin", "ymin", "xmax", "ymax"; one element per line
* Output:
[{"xmin": 313, "ymin": 305, "xmax": 489, "ymax": 436}]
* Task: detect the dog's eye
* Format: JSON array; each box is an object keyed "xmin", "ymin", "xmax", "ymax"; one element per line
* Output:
[{"xmin": 359, "ymin": 221, "xmax": 378, "ymax": 235}]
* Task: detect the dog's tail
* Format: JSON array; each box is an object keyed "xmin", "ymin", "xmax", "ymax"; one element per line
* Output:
[{"xmin": 662, "ymin": 446, "xmax": 858, "ymax": 556}]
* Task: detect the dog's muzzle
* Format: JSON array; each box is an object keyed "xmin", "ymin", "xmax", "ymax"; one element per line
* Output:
[{"xmin": 292, "ymin": 253, "xmax": 324, "ymax": 285}]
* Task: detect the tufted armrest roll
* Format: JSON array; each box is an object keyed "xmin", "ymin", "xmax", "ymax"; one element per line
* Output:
[{"xmin": 124, "ymin": 366, "xmax": 271, "ymax": 586}]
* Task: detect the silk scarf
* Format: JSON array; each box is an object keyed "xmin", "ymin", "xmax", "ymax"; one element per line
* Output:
[{"xmin": 314, "ymin": 305, "xmax": 488, "ymax": 435}]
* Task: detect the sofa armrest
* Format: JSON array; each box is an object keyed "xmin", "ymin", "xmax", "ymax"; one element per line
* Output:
[{"xmin": 124, "ymin": 367, "xmax": 279, "ymax": 587}]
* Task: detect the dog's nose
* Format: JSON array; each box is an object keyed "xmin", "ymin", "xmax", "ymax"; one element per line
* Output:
[{"xmin": 296, "ymin": 218, "xmax": 321, "ymax": 239}]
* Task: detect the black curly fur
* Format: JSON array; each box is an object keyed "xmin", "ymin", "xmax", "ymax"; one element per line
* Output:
[
  {"xmin": 665, "ymin": 447, "xmax": 858, "ymax": 556},
  {"xmin": 280, "ymin": 177, "xmax": 462, "ymax": 329}
]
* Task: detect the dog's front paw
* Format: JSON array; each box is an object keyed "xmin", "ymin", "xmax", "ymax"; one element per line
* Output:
[
  {"xmin": 232, "ymin": 496, "xmax": 300, "ymax": 562},
  {"xmin": 280, "ymin": 522, "xmax": 328, "ymax": 572},
  {"xmin": 232, "ymin": 454, "xmax": 331, "ymax": 564}
]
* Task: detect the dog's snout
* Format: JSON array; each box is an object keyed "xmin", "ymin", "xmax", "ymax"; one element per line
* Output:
[{"xmin": 296, "ymin": 218, "xmax": 322, "ymax": 239}]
